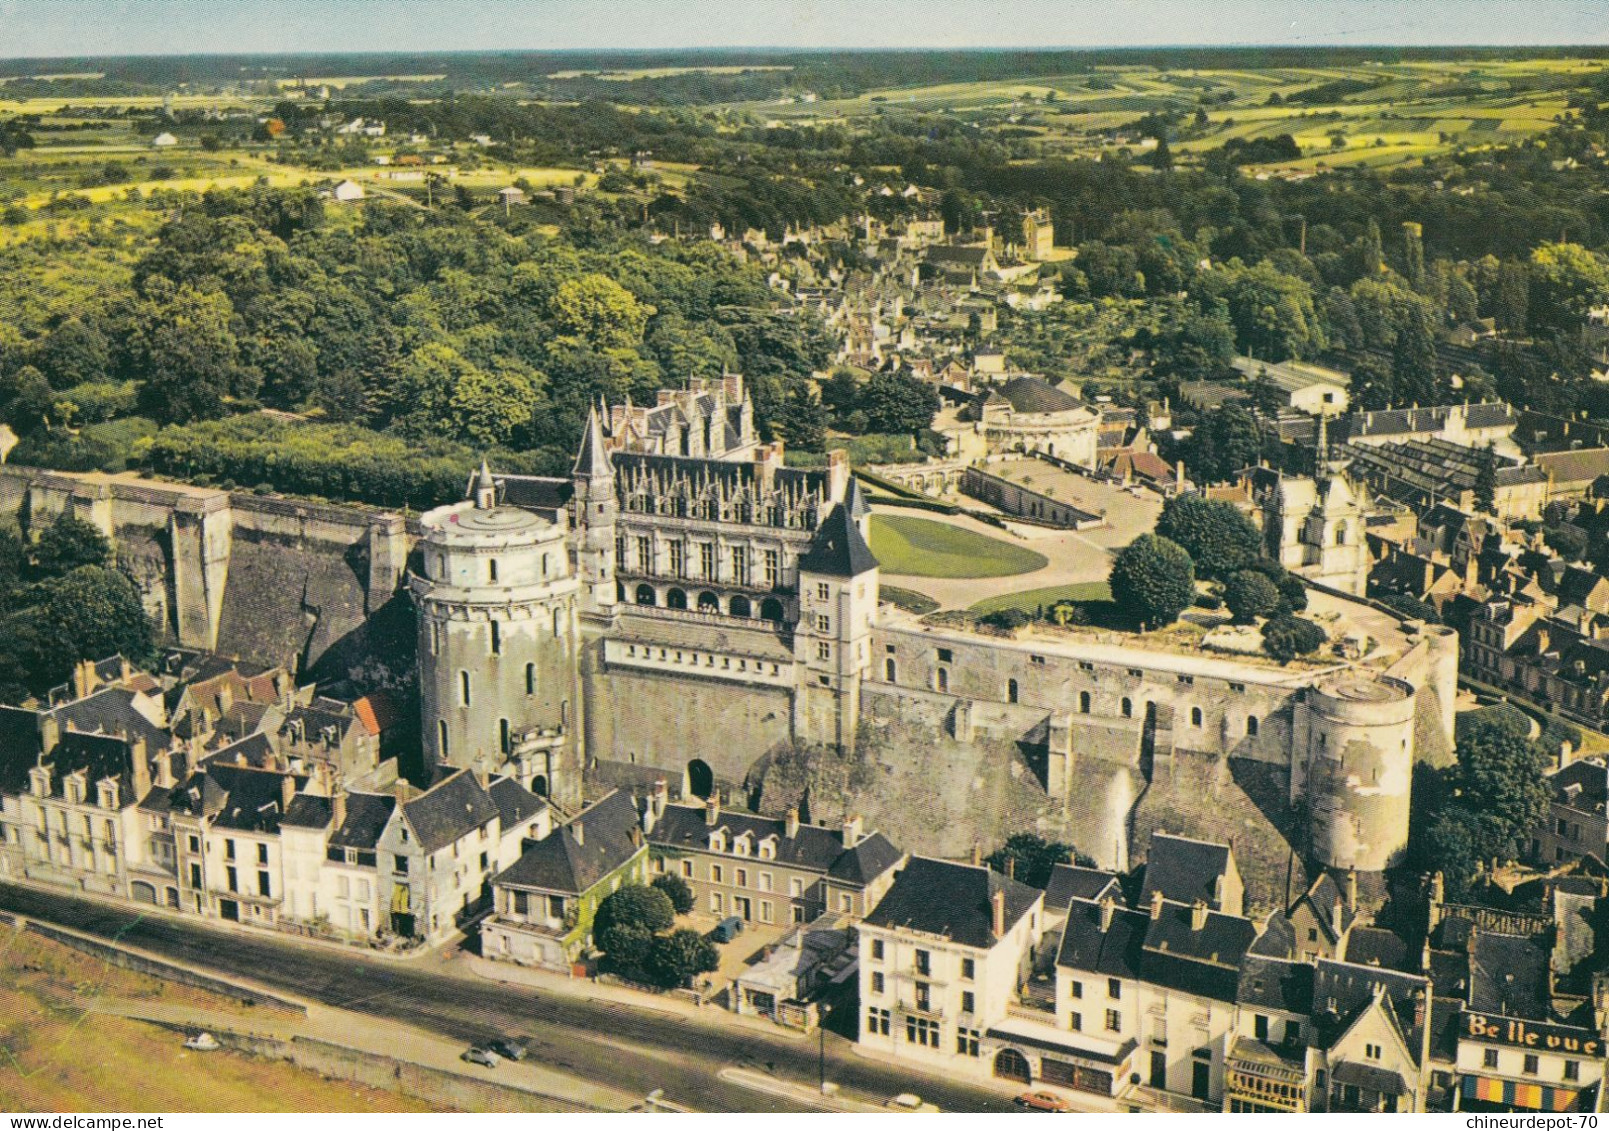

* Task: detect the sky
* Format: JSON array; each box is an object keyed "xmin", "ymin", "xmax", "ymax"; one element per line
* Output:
[{"xmin": 2, "ymin": 0, "xmax": 1608, "ymax": 58}]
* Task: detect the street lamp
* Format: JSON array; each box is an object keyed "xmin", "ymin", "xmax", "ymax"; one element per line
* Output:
[{"xmin": 818, "ymin": 1003, "xmax": 832, "ymax": 1095}]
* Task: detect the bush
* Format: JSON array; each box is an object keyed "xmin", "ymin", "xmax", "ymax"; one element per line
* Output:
[
  {"xmin": 1224, "ymin": 570, "xmax": 1281, "ymax": 624},
  {"xmin": 650, "ymin": 872, "xmax": 695, "ymax": 915},
  {"xmin": 645, "ymin": 928, "xmax": 719, "ymax": 989},
  {"xmin": 979, "ymin": 607, "xmax": 1031, "ymax": 632},
  {"xmin": 595, "ymin": 884, "xmax": 675, "ymax": 940},
  {"xmin": 1262, "ymin": 615, "xmax": 1328, "ymax": 663},
  {"xmin": 1109, "ymin": 534, "xmax": 1196, "ymax": 629}
]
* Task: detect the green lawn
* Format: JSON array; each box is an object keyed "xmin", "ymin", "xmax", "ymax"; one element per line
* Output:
[
  {"xmin": 868, "ymin": 515, "xmax": 1047, "ymax": 579},
  {"xmin": 879, "ymin": 584, "xmax": 940, "ymax": 614},
  {"xmin": 968, "ymin": 581, "xmax": 1113, "ymax": 617}
]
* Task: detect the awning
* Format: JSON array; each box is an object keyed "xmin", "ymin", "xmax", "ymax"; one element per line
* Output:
[
  {"xmin": 1333, "ymin": 1061, "xmax": 1409, "ymax": 1097},
  {"xmin": 1462, "ymin": 1075, "xmax": 1579, "ymax": 1112},
  {"xmin": 390, "ymin": 884, "xmax": 411, "ymax": 914}
]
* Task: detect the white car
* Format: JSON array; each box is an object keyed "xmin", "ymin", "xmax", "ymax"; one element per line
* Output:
[{"xmin": 183, "ymin": 1032, "xmax": 221, "ymax": 1051}]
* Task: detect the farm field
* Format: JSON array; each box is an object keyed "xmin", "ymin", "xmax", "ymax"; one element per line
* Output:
[{"xmin": 869, "ymin": 514, "xmax": 1048, "ymax": 578}]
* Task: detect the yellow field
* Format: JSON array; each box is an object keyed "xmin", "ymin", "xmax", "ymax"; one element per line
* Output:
[
  {"xmin": 0, "ymin": 928, "xmax": 434, "ymax": 1113},
  {"xmin": 547, "ymin": 64, "xmax": 792, "ymax": 81}
]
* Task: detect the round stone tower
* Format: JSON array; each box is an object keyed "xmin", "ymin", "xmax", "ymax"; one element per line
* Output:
[
  {"xmin": 1301, "ymin": 674, "xmax": 1416, "ymax": 873},
  {"xmin": 411, "ymin": 463, "xmax": 582, "ymax": 806}
]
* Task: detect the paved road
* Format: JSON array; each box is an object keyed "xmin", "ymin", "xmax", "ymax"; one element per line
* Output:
[{"xmin": 0, "ymin": 882, "xmax": 1019, "ymax": 1114}]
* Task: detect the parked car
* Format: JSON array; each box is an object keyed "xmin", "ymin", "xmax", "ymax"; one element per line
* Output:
[
  {"xmin": 886, "ymin": 1093, "xmax": 938, "ymax": 1112},
  {"xmin": 183, "ymin": 1032, "xmax": 220, "ymax": 1051},
  {"xmin": 709, "ymin": 915, "xmax": 745, "ymax": 943},
  {"xmin": 461, "ymin": 1046, "xmax": 501, "ymax": 1068},
  {"xmin": 488, "ymin": 1036, "xmax": 527, "ymax": 1061},
  {"xmin": 1016, "ymin": 1090, "xmax": 1073, "ymax": 1112}
]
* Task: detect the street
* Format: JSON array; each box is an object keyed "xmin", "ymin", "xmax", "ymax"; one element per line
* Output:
[{"xmin": 0, "ymin": 882, "xmax": 1020, "ymax": 1114}]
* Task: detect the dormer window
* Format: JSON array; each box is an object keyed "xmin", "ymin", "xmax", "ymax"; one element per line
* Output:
[
  {"xmin": 759, "ymin": 836, "xmax": 777, "ymax": 860},
  {"xmin": 709, "ymin": 829, "xmax": 726, "ymax": 853},
  {"xmin": 734, "ymin": 832, "xmax": 752, "ymax": 856}
]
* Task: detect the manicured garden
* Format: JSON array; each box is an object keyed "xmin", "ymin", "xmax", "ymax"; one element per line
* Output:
[{"xmin": 868, "ymin": 515, "xmax": 1047, "ymax": 579}]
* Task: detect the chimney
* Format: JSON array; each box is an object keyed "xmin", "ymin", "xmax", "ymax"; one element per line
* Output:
[
  {"xmin": 1330, "ymin": 895, "xmax": 1343, "ymax": 938},
  {"xmin": 785, "ymin": 806, "xmax": 800, "ymax": 839},
  {"xmin": 991, "ymin": 889, "xmax": 1006, "ymax": 939},
  {"xmin": 39, "ymin": 713, "xmax": 59, "ymax": 755},
  {"xmin": 1428, "ymin": 871, "xmax": 1446, "ymax": 932},
  {"xmin": 652, "ymin": 778, "xmax": 668, "ymax": 819},
  {"xmin": 331, "ymin": 788, "xmax": 346, "ymax": 830},
  {"xmin": 754, "ymin": 441, "xmax": 783, "ymax": 492},
  {"xmin": 630, "ymin": 824, "xmax": 643, "ymax": 848},
  {"xmin": 971, "ymin": 842, "xmax": 981, "ymax": 867},
  {"xmin": 1099, "ymin": 893, "xmax": 1116, "ymax": 932},
  {"xmin": 1421, "ymin": 938, "xmax": 1433, "ymax": 974},
  {"xmin": 1150, "ymin": 888, "xmax": 1165, "ymax": 921},
  {"xmin": 1005, "ymin": 855, "xmax": 1016, "ymax": 881},
  {"xmin": 1191, "ymin": 899, "xmax": 1209, "ymax": 932},
  {"xmin": 1412, "ymin": 989, "xmax": 1427, "ymax": 1032},
  {"xmin": 572, "ymin": 818, "xmax": 585, "ymax": 847},
  {"xmin": 826, "ymin": 448, "xmax": 850, "ymax": 502},
  {"xmin": 72, "ymin": 659, "xmax": 97, "ymax": 702},
  {"xmin": 841, "ymin": 813, "xmax": 863, "ymax": 849},
  {"xmin": 154, "ymin": 746, "xmax": 175, "ymax": 789},
  {"xmin": 1345, "ymin": 867, "xmax": 1358, "ymax": 915},
  {"xmin": 281, "ymin": 774, "xmax": 295, "ymax": 812},
  {"xmin": 705, "ymin": 794, "xmax": 720, "ymax": 827},
  {"xmin": 129, "ymin": 737, "xmax": 150, "ymax": 801}
]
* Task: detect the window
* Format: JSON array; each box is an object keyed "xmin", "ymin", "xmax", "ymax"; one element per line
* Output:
[
  {"xmin": 1523, "ymin": 1054, "xmax": 1540, "ymax": 1075},
  {"xmin": 459, "ymin": 670, "xmax": 471, "ymax": 707},
  {"xmin": 525, "ymin": 663, "xmax": 535, "ymax": 696},
  {"xmin": 1483, "ymin": 1049, "xmax": 1500, "ymax": 1069},
  {"xmin": 1007, "ymin": 678, "xmax": 1019, "ymax": 703},
  {"xmin": 1255, "ymin": 1015, "xmax": 1269, "ymax": 1041},
  {"xmin": 187, "ymin": 835, "xmax": 200, "ymax": 854},
  {"xmin": 1121, "ymin": 697, "xmax": 1132, "ymax": 717},
  {"xmin": 700, "ymin": 542, "xmax": 716, "ymax": 580},
  {"xmin": 1308, "ymin": 928, "xmax": 1319, "ymax": 942},
  {"xmin": 636, "ymin": 536, "xmax": 651, "ymax": 572},
  {"xmin": 905, "ymin": 1016, "xmax": 940, "ymax": 1048},
  {"xmin": 936, "ymin": 668, "xmax": 948, "ymax": 693},
  {"xmin": 870, "ymin": 939, "xmax": 884, "ymax": 961},
  {"xmin": 759, "ymin": 872, "xmax": 773, "ymax": 893},
  {"xmin": 736, "ymin": 868, "xmax": 749, "ymax": 888},
  {"xmin": 731, "ymin": 547, "xmax": 749, "ymax": 587},
  {"xmin": 1071, "ymin": 981, "xmax": 1083, "ymax": 999},
  {"xmin": 866, "ymin": 1007, "xmax": 891, "ymax": 1037},
  {"xmin": 1564, "ymin": 1060, "xmax": 1580, "ymax": 1082},
  {"xmin": 817, "ymin": 583, "xmax": 830, "ymax": 600},
  {"xmin": 257, "ymin": 843, "xmax": 269, "ymax": 865},
  {"xmin": 1108, "ymin": 978, "xmax": 1122, "ymax": 999},
  {"xmin": 937, "ymin": 648, "xmax": 953, "ymax": 663},
  {"xmin": 815, "ymin": 614, "xmax": 830, "ymax": 633},
  {"xmin": 790, "ymin": 877, "xmax": 804, "ymax": 897},
  {"xmin": 1247, "ymin": 715, "xmax": 1259, "ymax": 737},
  {"xmin": 763, "ymin": 549, "xmax": 778, "ymax": 587},
  {"xmin": 915, "ymin": 949, "xmax": 931, "ymax": 976},
  {"xmin": 1105, "ymin": 1009, "xmax": 1121, "ymax": 1033},
  {"xmin": 488, "ymin": 558, "xmax": 498, "ymax": 583},
  {"xmin": 711, "ymin": 864, "xmax": 723, "ymax": 884},
  {"xmin": 1365, "ymin": 1043, "xmax": 1381, "ymax": 1061},
  {"xmin": 1079, "ymin": 691, "xmax": 1091, "ymax": 714},
  {"xmin": 710, "ymin": 893, "xmax": 722, "ymax": 914},
  {"xmin": 226, "ymin": 865, "xmax": 239, "ymax": 894},
  {"xmin": 225, "ymin": 839, "xmax": 236, "ymax": 862},
  {"xmin": 669, "ymin": 540, "xmax": 686, "ymax": 578},
  {"xmin": 1190, "ymin": 706, "xmax": 1203, "ymax": 727},
  {"xmin": 871, "ymin": 972, "xmax": 885, "ymax": 994},
  {"xmin": 500, "ymin": 718, "xmax": 511, "ymax": 755},
  {"xmin": 189, "ymin": 862, "xmax": 202, "ymax": 888},
  {"xmin": 957, "ymin": 1028, "xmax": 980, "ymax": 1057},
  {"xmin": 961, "ymin": 991, "xmax": 975, "ymax": 1014},
  {"xmin": 258, "ymin": 870, "xmax": 271, "ymax": 897},
  {"xmin": 490, "ymin": 621, "xmax": 501, "ymax": 655},
  {"xmin": 394, "ymin": 856, "xmax": 409, "ymax": 875},
  {"xmin": 961, "ymin": 957, "xmax": 975, "ymax": 981},
  {"xmin": 817, "ymin": 643, "xmax": 831, "ymax": 661},
  {"xmin": 1070, "ymin": 1012, "xmax": 1082, "ymax": 1031}
]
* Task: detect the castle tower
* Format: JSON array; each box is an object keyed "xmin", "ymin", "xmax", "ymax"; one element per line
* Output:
[
  {"xmin": 412, "ymin": 472, "xmax": 582, "ymax": 806},
  {"xmin": 795, "ymin": 504, "xmax": 879, "ymax": 752},
  {"xmin": 570, "ymin": 405, "xmax": 618, "ymax": 616},
  {"xmin": 1296, "ymin": 675, "xmax": 1416, "ymax": 873}
]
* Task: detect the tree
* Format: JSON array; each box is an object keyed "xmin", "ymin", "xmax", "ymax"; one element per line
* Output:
[
  {"xmin": 594, "ymin": 884, "xmax": 676, "ymax": 943},
  {"xmin": 1261, "ymin": 615, "xmax": 1327, "ymax": 663},
  {"xmin": 32, "ymin": 513, "xmax": 112, "ymax": 579},
  {"xmin": 984, "ymin": 832, "xmax": 1086, "ymax": 888},
  {"xmin": 1149, "ymin": 136, "xmax": 1173, "ymax": 171},
  {"xmin": 1390, "ymin": 311, "xmax": 1442, "ymax": 406},
  {"xmin": 651, "ymin": 872, "xmax": 695, "ymax": 915},
  {"xmin": 858, "ymin": 371, "xmax": 938, "ymax": 435},
  {"xmin": 27, "ymin": 565, "xmax": 152, "ymax": 688},
  {"xmin": 1109, "ymin": 534, "xmax": 1196, "ymax": 630},
  {"xmin": 1493, "ymin": 259, "xmax": 1530, "ymax": 336},
  {"xmin": 34, "ymin": 318, "xmax": 111, "ymax": 389},
  {"xmin": 600, "ymin": 923, "xmax": 655, "ymax": 975},
  {"xmin": 1224, "ymin": 570, "xmax": 1281, "ymax": 624},
  {"xmin": 645, "ymin": 928, "xmax": 719, "ymax": 989},
  {"xmin": 1184, "ymin": 404, "xmax": 1262, "ymax": 485},
  {"xmin": 1543, "ymin": 525, "xmax": 1588, "ymax": 561},
  {"xmin": 1359, "ymin": 218, "xmax": 1383, "ymax": 278},
  {"xmin": 1347, "ymin": 354, "xmax": 1396, "ymax": 412},
  {"xmin": 1452, "ymin": 717, "xmax": 1551, "ymax": 861},
  {"xmin": 778, "ymin": 386, "xmax": 827, "ymax": 452},
  {"xmin": 1473, "ymin": 444, "xmax": 1498, "ymax": 515},
  {"xmin": 550, "ymin": 274, "xmax": 652, "ymax": 350},
  {"xmin": 1207, "ymin": 261, "xmax": 1325, "ymax": 361},
  {"xmin": 979, "ymin": 607, "xmax": 1031, "ymax": 632},
  {"xmin": 130, "ymin": 286, "xmax": 248, "ymax": 425},
  {"xmin": 1528, "ymin": 242, "xmax": 1609, "ymax": 338},
  {"xmin": 1155, "ymin": 494, "xmax": 1263, "ymax": 581}
]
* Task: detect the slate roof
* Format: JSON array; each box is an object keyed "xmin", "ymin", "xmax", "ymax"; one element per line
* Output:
[
  {"xmin": 1058, "ymin": 898, "xmax": 1147, "ymax": 980},
  {"xmin": 648, "ymin": 802, "xmax": 901, "ymax": 885},
  {"xmin": 1312, "ymin": 958, "xmax": 1430, "ymax": 1059},
  {"xmin": 283, "ymin": 793, "xmax": 334, "ymax": 830},
  {"xmin": 488, "ymin": 775, "xmax": 547, "ymax": 834},
  {"xmin": 864, "ymin": 856, "xmax": 1041, "ymax": 949},
  {"xmin": 1139, "ymin": 833, "xmax": 1233, "ymax": 910},
  {"xmin": 209, "ymin": 766, "xmax": 301, "ymax": 834},
  {"xmin": 796, "ymin": 503, "xmax": 878, "ymax": 577},
  {"xmin": 1043, "ymin": 863, "xmax": 1122, "ymax": 913},
  {"xmin": 1250, "ymin": 912, "xmax": 1298, "ymax": 958},
  {"xmin": 1059, "ymin": 896, "xmax": 1256, "ymax": 1004},
  {"xmin": 401, "ymin": 770, "xmax": 499, "ymax": 855},
  {"xmin": 494, "ymin": 789, "xmax": 644, "ymax": 896},
  {"xmin": 0, "ymin": 707, "xmax": 44, "ymax": 794},
  {"xmin": 1468, "ymin": 931, "xmax": 1550, "ymax": 1020},
  {"xmin": 1238, "ymin": 955, "xmax": 1315, "ymax": 1014},
  {"xmin": 1346, "ymin": 926, "xmax": 1413, "ymax": 972},
  {"xmin": 48, "ymin": 731, "xmax": 140, "ymax": 799},
  {"xmin": 51, "ymin": 688, "xmax": 168, "ymax": 752},
  {"xmin": 996, "ymin": 375, "xmax": 1083, "ymax": 414},
  {"xmin": 1292, "ymin": 873, "xmax": 1357, "ymax": 946},
  {"xmin": 329, "ymin": 793, "xmax": 397, "ymax": 851}
]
